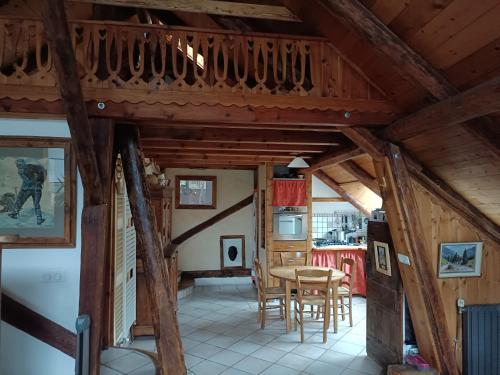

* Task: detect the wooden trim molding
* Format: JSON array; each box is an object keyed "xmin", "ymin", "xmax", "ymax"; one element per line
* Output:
[
  {"xmin": 172, "ymin": 194, "xmax": 254, "ymax": 245},
  {"xmin": 1, "ymin": 293, "xmax": 77, "ymax": 358}
]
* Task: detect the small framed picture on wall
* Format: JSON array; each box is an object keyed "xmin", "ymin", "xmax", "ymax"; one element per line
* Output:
[
  {"xmin": 438, "ymin": 242, "xmax": 483, "ymax": 278},
  {"xmin": 220, "ymin": 235, "xmax": 245, "ymax": 270},
  {"xmin": 373, "ymin": 241, "xmax": 392, "ymax": 276}
]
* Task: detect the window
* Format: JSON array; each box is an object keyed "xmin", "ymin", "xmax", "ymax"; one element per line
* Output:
[{"xmin": 175, "ymin": 175, "xmax": 216, "ymax": 209}]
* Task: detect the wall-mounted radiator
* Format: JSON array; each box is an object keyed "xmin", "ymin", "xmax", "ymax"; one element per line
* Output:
[{"xmin": 463, "ymin": 305, "xmax": 500, "ymax": 375}]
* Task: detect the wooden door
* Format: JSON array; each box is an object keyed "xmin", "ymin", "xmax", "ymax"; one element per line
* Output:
[{"xmin": 366, "ymin": 221, "xmax": 404, "ymax": 367}]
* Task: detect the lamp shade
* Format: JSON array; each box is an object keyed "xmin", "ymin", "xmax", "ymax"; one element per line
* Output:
[{"xmin": 287, "ymin": 156, "xmax": 309, "ymax": 168}]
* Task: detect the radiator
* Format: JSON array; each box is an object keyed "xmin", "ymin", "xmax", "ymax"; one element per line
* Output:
[{"xmin": 463, "ymin": 305, "xmax": 500, "ymax": 375}]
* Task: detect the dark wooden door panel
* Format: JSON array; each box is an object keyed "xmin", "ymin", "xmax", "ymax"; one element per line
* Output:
[{"xmin": 366, "ymin": 221, "xmax": 404, "ymax": 367}]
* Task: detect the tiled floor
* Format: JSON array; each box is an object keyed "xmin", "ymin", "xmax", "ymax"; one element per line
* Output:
[{"xmin": 101, "ymin": 282, "xmax": 382, "ymax": 375}]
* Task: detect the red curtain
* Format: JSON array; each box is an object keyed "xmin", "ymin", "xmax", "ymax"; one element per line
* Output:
[
  {"xmin": 312, "ymin": 249, "xmax": 367, "ymax": 296},
  {"xmin": 272, "ymin": 180, "xmax": 307, "ymax": 206}
]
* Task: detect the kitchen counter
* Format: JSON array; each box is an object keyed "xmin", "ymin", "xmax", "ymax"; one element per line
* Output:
[{"xmin": 313, "ymin": 245, "xmax": 367, "ymax": 251}]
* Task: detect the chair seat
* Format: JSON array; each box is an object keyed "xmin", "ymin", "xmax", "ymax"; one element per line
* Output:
[
  {"xmin": 298, "ymin": 295, "xmax": 327, "ymax": 306},
  {"xmin": 337, "ymin": 286, "xmax": 350, "ymax": 296},
  {"xmin": 265, "ymin": 287, "xmax": 286, "ymax": 296}
]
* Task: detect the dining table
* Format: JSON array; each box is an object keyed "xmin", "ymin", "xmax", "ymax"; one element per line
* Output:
[{"xmin": 269, "ymin": 265, "xmax": 345, "ymax": 333}]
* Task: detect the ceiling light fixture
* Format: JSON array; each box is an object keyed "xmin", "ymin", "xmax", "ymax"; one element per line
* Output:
[{"xmin": 287, "ymin": 156, "xmax": 309, "ymax": 168}]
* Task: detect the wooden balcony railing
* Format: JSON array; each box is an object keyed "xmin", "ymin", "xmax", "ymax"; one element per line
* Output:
[{"xmin": 0, "ymin": 18, "xmax": 394, "ymax": 112}]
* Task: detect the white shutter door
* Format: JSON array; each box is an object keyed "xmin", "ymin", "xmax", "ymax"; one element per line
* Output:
[
  {"xmin": 124, "ymin": 191, "xmax": 137, "ymax": 334},
  {"xmin": 113, "ymin": 187, "xmax": 125, "ymax": 345}
]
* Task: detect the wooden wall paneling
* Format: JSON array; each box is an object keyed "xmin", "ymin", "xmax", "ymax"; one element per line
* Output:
[
  {"xmin": 424, "ymin": 4, "xmax": 500, "ymax": 70},
  {"xmin": 306, "ymin": 172, "xmax": 313, "ymax": 263},
  {"xmin": 405, "ymin": 0, "xmax": 498, "ymax": 63},
  {"xmin": 374, "ymin": 144, "xmax": 460, "ymax": 375},
  {"xmin": 118, "ymin": 126, "xmax": 185, "ymax": 375}
]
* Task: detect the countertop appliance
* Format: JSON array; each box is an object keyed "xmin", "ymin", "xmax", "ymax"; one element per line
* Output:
[{"xmin": 273, "ymin": 206, "xmax": 308, "ymax": 241}]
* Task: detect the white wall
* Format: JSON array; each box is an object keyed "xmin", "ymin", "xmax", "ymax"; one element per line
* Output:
[
  {"xmin": 165, "ymin": 168, "xmax": 255, "ymax": 271},
  {"xmin": 0, "ymin": 119, "xmax": 82, "ymax": 375}
]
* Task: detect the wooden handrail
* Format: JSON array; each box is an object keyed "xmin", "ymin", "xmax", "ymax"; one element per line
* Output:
[
  {"xmin": 1, "ymin": 293, "xmax": 77, "ymax": 358},
  {"xmin": 172, "ymin": 194, "xmax": 254, "ymax": 245}
]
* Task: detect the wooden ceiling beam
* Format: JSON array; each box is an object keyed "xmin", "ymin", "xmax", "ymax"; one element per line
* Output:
[
  {"xmin": 314, "ymin": 170, "xmax": 371, "ymax": 217},
  {"xmin": 152, "ymin": 155, "xmax": 293, "ymax": 163},
  {"xmin": 302, "ymin": 144, "xmax": 364, "ymax": 172},
  {"xmin": 134, "ymin": 121, "xmax": 342, "ymax": 133},
  {"xmin": 340, "ymin": 160, "xmax": 380, "ymax": 196},
  {"xmin": 140, "ymin": 140, "xmax": 329, "ymax": 153},
  {"xmin": 340, "ymin": 127, "xmax": 385, "ymax": 161},
  {"xmin": 138, "ymin": 127, "xmax": 344, "ymax": 145},
  {"xmin": 69, "ymin": 0, "xmax": 301, "ymax": 21},
  {"xmin": 160, "ymin": 163, "xmax": 257, "ymax": 170},
  {"xmin": 0, "ymin": 99, "xmax": 393, "ymax": 126},
  {"xmin": 312, "ymin": 0, "xmax": 499, "ymax": 159},
  {"xmin": 143, "ymin": 149, "xmax": 306, "ymax": 158},
  {"xmin": 384, "ymin": 75, "xmax": 500, "ymax": 141}
]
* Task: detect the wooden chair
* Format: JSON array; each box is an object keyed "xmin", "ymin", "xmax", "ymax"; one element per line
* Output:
[
  {"xmin": 280, "ymin": 251, "xmax": 309, "ymax": 266},
  {"xmin": 254, "ymin": 259, "xmax": 286, "ymax": 329},
  {"xmin": 315, "ymin": 258, "xmax": 357, "ymax": 329},
  {"xmin": 338, "ymin": 258, "xmax": 356, "ymax": 327},
  {"xmin": 294, "ymin": 269, "xmax": 333, "ymax": 343}
]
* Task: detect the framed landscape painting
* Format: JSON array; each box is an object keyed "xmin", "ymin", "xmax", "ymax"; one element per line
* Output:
[
  {"xmin": 0, "ymin": 137, "xmax": 76, "ymax": 247},
  {"xmin": 438, "ymin": 242, "xmax": 483, "ymax": 278},
  {"xmin": 175, "ymin": 175, "xmax": 216, "ymax": 209}
]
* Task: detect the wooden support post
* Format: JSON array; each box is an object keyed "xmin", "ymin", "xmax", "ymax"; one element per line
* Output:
[
  {"xmin": 41, "ymin": 0, "xmax": 104, "ymax": 206},
  {"xmin": 117, "ymin": 126, "xmax": 186, "ymax": 375},
  {"xmin": 373, "ymin": 144, "xmax": 460, "ymax": 375},
  {"xmin": 78, "ymin": 118, "xmax": 115, "ymax": 375}
]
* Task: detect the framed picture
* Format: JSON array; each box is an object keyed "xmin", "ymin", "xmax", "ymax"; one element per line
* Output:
[
  {"xmin": 0, "ymin": 137, "xmax": 76, "ymax": 247},
  {"xmin": 373, "ymin": 241, "xmax": 392, "ymax": 276},
  {"xmin": 438, "ymin": 242, "xmax": 483, "ymax": 278},
  {"xmin": 175, "ymin": 175, "xmax": 216, "ymax": 209},
  {"xmin": 220, "ymin": 235, "xmax": 245, "ymax": 270}
]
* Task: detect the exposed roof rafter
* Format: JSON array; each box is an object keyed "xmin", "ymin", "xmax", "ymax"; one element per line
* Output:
[{"xmin": 69, "ymin": 0, "xmax": 302, "ymax": 21}]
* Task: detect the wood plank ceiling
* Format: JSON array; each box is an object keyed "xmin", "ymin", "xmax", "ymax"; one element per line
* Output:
[{"xmin": 0, "ymin": 0, "xmax": 499, "ymax": 223}]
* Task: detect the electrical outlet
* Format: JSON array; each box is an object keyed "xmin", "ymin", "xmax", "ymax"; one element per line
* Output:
[
  {"xmin": 42, "ymin": 272, "xmax": 65, "ymax": 283},
  {"xmin": 457, "ymin": 298, "xmax": 465, "ymax": 309}
]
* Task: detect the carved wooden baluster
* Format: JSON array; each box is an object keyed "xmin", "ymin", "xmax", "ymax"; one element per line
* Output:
[
  {"xmin": 290, "ymin": 42, "xmax": 307, "ymax": 95},
  {"xmin": 127, "ymin": 29, "xmax": 146, "ymax": 88},
  {"xmin": 171, "ymin": 31, "xmax": 188, "ymax": 89},
  {"xmin": 79, "ymin": 24, "xmax": 100, "ymax": 87},
  {"xmin": 190, "ymin": 32, "xmax": 208, "ymax": 89},
  {"xmin": 252, "ymin": 38, "xmax": 270, "ymax": 94},
  {"xmin": 308, "ymin": 41, "xmax": 322, "ymax": 96},
  {"xmin": 232, "ymin": 36, "xmax": 249, "ymax": 93},
  {"xmin": 148, "ymin": 31, "xmax": 164, "ymax": 89},
  {"xmin": 10, "ymin": 20, "xmax": 29, "ymax": 83},
  {"xmin": 273, "ymin": 40, "xmax": 288, "ymax": 94},
  {"xmin": 35, "ymin": 21, "xmax": 53, "ymax": 83},
  {"xmin": 105, "ymin": 26, "xmax": 124, "ymax": 88},
  {"xmin": 212, "ymin": 34, "xmax": 229, "ymax": 90}
]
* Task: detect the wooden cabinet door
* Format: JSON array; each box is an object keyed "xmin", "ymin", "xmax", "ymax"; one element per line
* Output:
[{"xmin": 366, "ymin": 221, "xmax": 404, "ymax": 367}]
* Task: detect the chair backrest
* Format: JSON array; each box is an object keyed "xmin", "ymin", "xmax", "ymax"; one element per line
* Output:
[
  {"xmin": 280, "ymin": 251, "xmax": 308, "ymax": 267},
  {"xmin": 340, "ymin": 257, "xmax": 356, "ymax": 291},
  {"xmin": 254, "ymin": 258, "xmax": 265, "ymax": 294},
  {"xmin": 294, "ymin": 269, "xmax": 332, "ymax": 304}
]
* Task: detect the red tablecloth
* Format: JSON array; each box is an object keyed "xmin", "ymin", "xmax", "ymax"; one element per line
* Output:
[{"xmin": 312, "ymin": 249, "xmax": 366, "ymax": 297}]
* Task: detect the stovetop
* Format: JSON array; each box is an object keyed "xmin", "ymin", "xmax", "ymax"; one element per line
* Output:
[{"xmin": 313, "ymin": 239, "xmax": 349, "ymax": 247}]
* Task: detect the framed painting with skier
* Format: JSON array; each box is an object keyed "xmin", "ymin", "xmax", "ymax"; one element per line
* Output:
[{"xmin": 0, "ymin": 137, "xmax": 76, "ymax": 247}]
